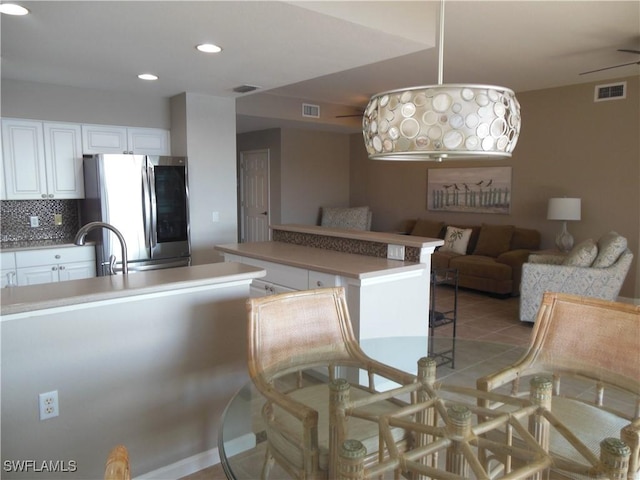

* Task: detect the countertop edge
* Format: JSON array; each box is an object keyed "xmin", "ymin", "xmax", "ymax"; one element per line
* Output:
[
  {"xmin": 1, "ymin": 263, "xmax": 265, "ymax": 317},
  {"xmin": 215, "ymin": 242, "xmax": 427, "ymax": 279},
  {"xmin": 271, "ymin": 224, "xmax": 443, "ymax": 248}
]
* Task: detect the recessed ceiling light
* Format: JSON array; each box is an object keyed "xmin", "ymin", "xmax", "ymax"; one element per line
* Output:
[
  {"xmin": 196, "ymin": 43, "xmax": 222, "ymax": 54},
  {"xmin": 138, "ymin": 73, "xmax": 158, "ymax": 81},
  {"xmin": 0, "ymin": 3, "xmax": 29, "ymax": 15}
]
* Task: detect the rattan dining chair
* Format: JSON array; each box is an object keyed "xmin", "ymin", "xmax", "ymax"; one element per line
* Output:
[
  {"xmin": 477, "ymin": 292, "xmax": 640, "ymax": 480},
  {"xmin": 104, "ymin": 445, "xmax": 130, "ymax": 480},
  {"xmin": 246, "ymin": 287, "xmax": 418, "ymax": 480}
]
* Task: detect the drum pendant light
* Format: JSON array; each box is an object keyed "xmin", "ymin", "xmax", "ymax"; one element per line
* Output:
[{"xmin": 362, "ymin": 0, "xmax": 521, "ymax": 162}]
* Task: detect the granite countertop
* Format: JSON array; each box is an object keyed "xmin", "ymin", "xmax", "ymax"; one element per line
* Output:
[
  {"xmin": 215, "ymin": 241, "xmax": 427, "ymax": 279},
  {"xmin": 1, "ymin": 239, "xmax": 95, "ymax": 252},
  {"xmin": 1, "ymin": 262, "xmax": 265, "ymax": 317}
]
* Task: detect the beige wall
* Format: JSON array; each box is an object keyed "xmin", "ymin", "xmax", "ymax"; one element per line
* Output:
[
  {"xmin": 1, "ymin": 282, "xmax": 251, "ymax": 479},
  {"xmin": 350, "ymin": 75, "xmax": 639, "ymax": 299},
  {"xmin": 237, "ymin": 128, "xmax": 351, "ymax": 227}
]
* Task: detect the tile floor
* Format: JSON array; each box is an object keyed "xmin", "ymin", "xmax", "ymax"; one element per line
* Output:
[{"xmin": 180, "ymin": 286, "xmax": 533, "ymax": 480}]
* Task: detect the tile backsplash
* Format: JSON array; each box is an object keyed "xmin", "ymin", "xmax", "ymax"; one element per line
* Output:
[{"xmin": 1, "ymin": 200, "xmax": 80, "ymax": 243}]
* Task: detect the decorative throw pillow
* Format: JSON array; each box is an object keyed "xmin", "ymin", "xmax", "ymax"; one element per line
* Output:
[
  {"xmin": 321, "ymin": 206, "xmax": 370, "ymax": 230},
  {"xmin": 473, "ymin": 224, "xmax": 515, "ymax": 257},
  {"xmin": 439, "ymin": 226, "xmax": 473, "ymax": 255},
  {"xmin": 562, "ymin": 238, "xmax": 598, "ymax": 267},
  {"xmin": 410, "ymin": 219, "xmax": 445, "ymax": 238},
  {"xmin": 592, "ymin": 231, "xmax": 627, "ymax": 268}
]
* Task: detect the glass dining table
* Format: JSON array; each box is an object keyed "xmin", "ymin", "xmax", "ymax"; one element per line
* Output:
[{"xmin": 218, "ymin": 336, "xmax": 635, "ymax": 480}]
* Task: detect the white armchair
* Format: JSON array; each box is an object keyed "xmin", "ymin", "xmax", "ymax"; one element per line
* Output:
[{"xmin": 519, "ymin": 231, "xmax": 633, "ymax": 322}]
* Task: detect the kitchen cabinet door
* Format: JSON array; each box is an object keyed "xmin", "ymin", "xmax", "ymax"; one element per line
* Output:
[
  {"xmin": 82, "ymin": 124, "xmax": 170, "ymax": 155},
  {"xmin": 1, "ymin": 119, "xmax": 84, "ymax": 199},
  {"xmin": 15, "ymin": 246, "xmax": 96, "ymax": 285},
  {"xmin": 17, "ymin": 265, "xmax": 59, "ymax": 285},
  {"xmin": 1, "ymin": 252, "xmax": 18, "ymax": 287},
  {"xmin": 57, "ymin": 261, "xmax": 96, "ymax": 282},
  {"xmin": 127, "ymin": 127, "xmax": 170, "ymax": 155},
  {"xmin": 2, "ymin": 119, "xmax": 47, "ymax": 199},
  {"xmin": 43, "ymin": 123, "xmax": 84, "ymax": 198}
]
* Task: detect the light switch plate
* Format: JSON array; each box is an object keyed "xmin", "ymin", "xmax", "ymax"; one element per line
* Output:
[
  {"xmin": 387, "ymin": 244, "xmax": 405, "ymax": 260},
  {"xmin": 29, "ymin": 216, "xmax": 39, "ymax": 228}
]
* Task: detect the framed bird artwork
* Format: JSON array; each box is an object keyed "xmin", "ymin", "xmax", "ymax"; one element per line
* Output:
[{"xmin": 426, "ymin": 166, "xmax": 512, "ymax": 214}]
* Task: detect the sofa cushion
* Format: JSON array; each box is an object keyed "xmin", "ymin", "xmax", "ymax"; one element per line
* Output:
[
  {"xmin": 431, "ymin": 250, "xmax": 460, "ymax": 270},
  {"xmin": 473, "ymin": 224, "xmax": 515, "ymax": 257},
  {"xmin": 449, "ymin": 255, "xmax": 512, "ymax": 281},
  {"xmin": 410, "ymin": 218, "xmax": 445, "ymax": 238},
  {"xmin": 562, "ymin": 238, "xmax": 598, "ymax": 267},
  {"xmin": 440, "ymin": 226, "xmax": 473, "ymax": 255},
  {"xmin": 592, "ymin": 231, "xmax": 627, "ymax": 268},
  {"xmin": 321, "ymin": 206, "xmax": 370, "ymax": 230},
  {"xmin": 449, "ymin": 225, "xmax": 482, "ymax": 253},
  {"xmin": 510, "ymin": 228, "xmax": 541, "ymax": 250}
]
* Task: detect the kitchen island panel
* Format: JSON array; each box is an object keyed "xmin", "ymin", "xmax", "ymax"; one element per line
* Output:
[{"xmin": 1, "ymin": 263, "xmax": 265, "ymax": 479}]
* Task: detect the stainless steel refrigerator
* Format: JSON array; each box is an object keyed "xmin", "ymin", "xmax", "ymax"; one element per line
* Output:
[{"xmin": 80, "ymin": 154, "xmax": 190, "ymax": 275}]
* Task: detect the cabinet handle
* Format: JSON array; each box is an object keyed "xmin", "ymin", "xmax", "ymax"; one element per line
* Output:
[
  {"xmin": 41, "ymin": 194, "xmax": 47, "ymax": 198},
  {"xmin": 49, "ymin": 194, "xmax": 54, "ymax": 198},
  {"xmin": 52, "ymin": 266, "xmax": 58, "ymax": 271},
  {"xmin": 55, "ymin": 254, "xmax": 61, "ymax": 259},
  {"xmin": 59, "ymin": 266, "xmax": 65, "ymax": 270},
  {"xmin": 316, "ymin": 280, "xmax": 324, "ymax": 287}
]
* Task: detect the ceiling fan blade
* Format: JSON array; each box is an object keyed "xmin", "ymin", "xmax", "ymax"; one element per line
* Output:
[
  {"xmin": 617, "ymin": 49, "xmax": 640, "ymax": 54},
  {"xmin": 335, "ymin": 113, "xmax": 363, "ymax": 118},
  {"xmin": 579, "ymin": 60, "xmax": 640, "ymax": 75}
]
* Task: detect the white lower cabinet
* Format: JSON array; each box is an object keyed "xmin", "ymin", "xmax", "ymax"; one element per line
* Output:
[
  {"xmin": 1, "ymin": 252, "xmax": 17, "ymax": 288},
  {"xmin": 220, "ymin": 250, "xmax": 430, "ymax": 342},
  {"xmin": 222, "ymin": 254, "xmax": 341, "ymax": 297},
  {"xmin": 14, "ymin": 246, "xmax": 96, "ymax": 286}
]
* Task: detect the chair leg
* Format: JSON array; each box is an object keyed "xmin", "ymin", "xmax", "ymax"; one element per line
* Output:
[
  {"xmin": 599, "ymin": 438, "xmax": 631, "ymax": 480},
  {"xmin": 261, "ymin": 446, "xmax": 275, "ymax": 480}
]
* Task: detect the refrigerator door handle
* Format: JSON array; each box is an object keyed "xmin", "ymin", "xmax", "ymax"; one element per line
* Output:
[
  {"xmin": 141, "ymin": 161, "xmax": 154, "ymax": 251},
  {"xmin": 147, "ymin": 163, "xmax": 158, "ymax": 249}
]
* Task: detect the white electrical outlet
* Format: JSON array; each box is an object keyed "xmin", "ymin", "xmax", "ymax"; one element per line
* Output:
[
  {"xmin": 387, "ymin": 244, "xmax": 405, "ymax": 260},
  {"xmin": 39, "ymin": 390, "xmax": 59, "ymax": 420},
  {"xmin": 29, "ymin": 216, "xmax": 40, "ymax": 228}
]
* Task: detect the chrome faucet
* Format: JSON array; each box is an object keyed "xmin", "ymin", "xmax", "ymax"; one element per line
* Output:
[{"xmin": 74, "ymin": 222, "xmax": 129, "ymax": 275}]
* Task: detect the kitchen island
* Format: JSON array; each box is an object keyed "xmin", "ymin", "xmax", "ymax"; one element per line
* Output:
[
  {"xmin": 216, "ymin": 226, "xmax": 442, "ymax": 341},
  {"xmin": 1, "ymin": 263, "xmax": 265, "ymax": 480}
]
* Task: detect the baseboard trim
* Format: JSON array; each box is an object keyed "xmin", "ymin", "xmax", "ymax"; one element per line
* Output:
[
  {"xmin": 617, "ymin": 295, "xmax": 640, "ymax": 305},
  {"xmin": 135, "ymin": 448, "xmax": 220, "ymax": 480},
  {"xmin": 135, "ymin": 433, "xmax": 256, "ymax": 479}
]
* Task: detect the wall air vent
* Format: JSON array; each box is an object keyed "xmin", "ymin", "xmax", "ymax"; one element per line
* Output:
[
  {"xmin": 302, "ymin": 103, "xmax": 320, "ymax": 118},
  {"xmin": 594, "ymin": 81, "xmax": 626, "ymax": 102},
  {"xmin": 233, "ymin": 85, "xmax": 259, "ymax": 94}
]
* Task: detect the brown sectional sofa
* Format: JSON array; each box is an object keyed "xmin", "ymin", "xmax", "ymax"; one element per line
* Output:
[{"xmin": 404, "ymin": 218, "xmax": 541, "ymax": 296}]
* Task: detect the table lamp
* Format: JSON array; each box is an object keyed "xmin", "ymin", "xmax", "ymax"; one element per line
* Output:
[{"xmin": 547, "ymin": 198, "xmax": 581, "ymax": 252}]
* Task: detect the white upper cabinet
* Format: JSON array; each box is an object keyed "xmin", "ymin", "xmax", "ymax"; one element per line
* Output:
[
  {"xmin": 82, "ymin": 124, "xmax": 170, "ymax": 155},
  {"xmin": 1, "ymin": 119, "xmax": 84, "ymax": 200}
]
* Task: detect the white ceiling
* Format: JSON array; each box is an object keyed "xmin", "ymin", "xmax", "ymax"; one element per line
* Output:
[{"xmin": 1, "ymin": 1, "xmax": 639, "ymax": 133}]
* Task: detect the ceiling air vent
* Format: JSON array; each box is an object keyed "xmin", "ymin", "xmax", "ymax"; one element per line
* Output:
[
  {"xmin": 233, "ymin": 84, "xmax": 259, "ymax": 94},
  {"xmin": 594, "ymin": 81, "xmax": 626, "ymax": 102},
  {"xmin": 302, "ymin": 103, "xmax": 320, "ymax": 118}
]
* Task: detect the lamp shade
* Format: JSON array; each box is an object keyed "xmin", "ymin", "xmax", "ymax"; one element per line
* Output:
[
  {"xmin": 547, "ymin": 198, "xmax": 581, "ymax": 221},
  {"xmin": 362, "ymin": 84, "xmax": 521, "ymax": 161}
]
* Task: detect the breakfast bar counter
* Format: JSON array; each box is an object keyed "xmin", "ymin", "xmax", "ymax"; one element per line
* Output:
[
  {"xmin": 1, "ymin": 262, "xmax": 265, "ymax": 317},
  {"xmin": 2, "ymin": 262, "xmax": 265, "ymax": 479},
  {"xmin": 214, "ymin": 241, "xmax": 425, "ymax": 280},
  {"xmin": 215, "ymin": 239, "xmax": 433, "ymax": 342}
]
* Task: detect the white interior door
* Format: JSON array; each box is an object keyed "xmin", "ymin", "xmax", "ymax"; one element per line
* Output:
[{"xmin": 240, "ymin": 149, "xmax": 270, "ymax": 242}]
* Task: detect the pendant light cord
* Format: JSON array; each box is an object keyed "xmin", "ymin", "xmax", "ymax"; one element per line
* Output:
[{"xmin": 438, "ymin": 0, "xmax": 445, "ymax": 85}]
